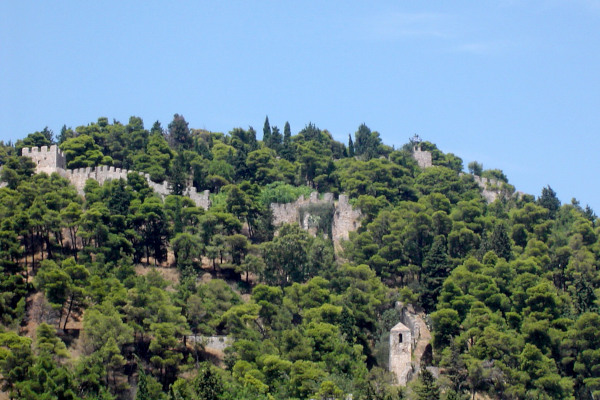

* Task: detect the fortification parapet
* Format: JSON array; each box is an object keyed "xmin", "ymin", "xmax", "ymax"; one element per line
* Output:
[
  {"xmin": 22, "ymin": 144, "xmax": 66, "ymax": 174},
  {"xmin": 20, "ymin": 146, "xmax": 211, "ymax": 208}
]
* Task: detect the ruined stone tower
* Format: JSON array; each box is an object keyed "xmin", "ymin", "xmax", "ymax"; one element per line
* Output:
[
  {"xmin": 21, "ymin": 145, "xmax": 66, "ymax": 175},
  {"xmin": 389, "ymin": 321, "xmax": 413, "ymax": 385},
  {"xmin": 412, "ymin": 145, "xmax": 433, "ymax": 169}
]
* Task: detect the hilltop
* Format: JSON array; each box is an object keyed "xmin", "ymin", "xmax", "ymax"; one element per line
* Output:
[{"xmin": 0, "ymin": 115, "xmax": 598, "ymax": 400}]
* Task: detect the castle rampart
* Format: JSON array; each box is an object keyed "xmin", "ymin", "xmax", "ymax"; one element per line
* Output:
[
  {"xmin": 270, "ymin": 192, "xmax": 362, "ymax": 251},
  {"xmin": 21, "ymin": 145, "xmax": 210, "ymax": 209}
]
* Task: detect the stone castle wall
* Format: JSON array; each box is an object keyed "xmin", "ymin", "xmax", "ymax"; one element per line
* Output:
[
  {"xmin": 270, "ymin": 192, "xmax": 362, "ymax": 249},
  {"xmin": 411, "ymin": 147, "xmax": 518, "ymax": 204},
  {"xmin": 22, "ymin": 145, "xmax": 210, "ymax": 209},
  {"xmin": 22, "ymin": 145, "xmax": 66, "ymax": 175},
  {"xmin": 412, "ymin": 146, "xmax": 433, "ymax": 169}
]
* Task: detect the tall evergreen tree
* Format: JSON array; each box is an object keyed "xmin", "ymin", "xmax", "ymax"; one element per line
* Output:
[
  {"xmin": 420, "ymin": 235, "xmax": 450, "ymax": 312},
  {"xmin": 281, "ymin": 121, "xmax": 294, "ymax": 161},
  {"xmin": 168, "ymin": 114, "xmax": 192, "ymax": 150},
  {"xmin": 262, "ymin": 116, "xmax": 272, "ymax": 146},
  {"xmin": 271, "ymin": 125, "xmax": 283, "ymax": 152},
  {"xmin": 414, "ymin": 368, "xmax": 440, "ymax": 400},
  {"xmin": 487, "ymin": 222, "xmax": 512, "ymax": 260},
  {"xmin": 169, "ymin": 152, "xmax": 188, "ymax": 196},
  {"xmin": 151, "ymin": 120, "xmax": 164, "ymax": 136},
  {"xmin": 135, "ymin": 362, "xmax": 150, "ymax": 400},
  {"xmin": 348, "ymin": 134, "xmax": 355, "ymax": 157},
  {"xmin": 538, "ymin": 185, "xmax": 560, "ymax": 218}
]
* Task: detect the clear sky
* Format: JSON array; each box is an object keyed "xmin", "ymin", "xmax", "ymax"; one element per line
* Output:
[{"xmin": 1, "ymin": 1, "xmax": 599, "ymax": 211}]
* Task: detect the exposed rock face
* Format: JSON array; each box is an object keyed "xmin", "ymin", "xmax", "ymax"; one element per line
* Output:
[
  {"xmin": 270, "ymin": 192, "xmax": 362, "ymax": 250},
  {"xmin": 21, "ymin": 145, "xmax": 210, "ymax": 209}
]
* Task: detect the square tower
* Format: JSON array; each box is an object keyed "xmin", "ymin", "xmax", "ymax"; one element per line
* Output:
[{"xmin": 389, "ymin": 322, "xmax": 412, "ymax": 385}]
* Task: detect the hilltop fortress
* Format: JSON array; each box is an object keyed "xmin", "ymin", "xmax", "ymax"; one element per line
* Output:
[
  {"xmin": 22, "ymin": 145, "xmax": 211, "ymax": 209},
  {"xmin": 21, "ymin": 144, "xmax": 506, "ymax": 247}
]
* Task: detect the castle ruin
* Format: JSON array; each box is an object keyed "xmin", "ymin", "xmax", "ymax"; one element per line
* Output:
[
  {"xmin": 270, "ymin": 191, "xmax": 362, "ymax": 251},
  {"xmin": 412, "ymin": 145, "xmax": 433, "ymax": 169},
  {"xmin": 21, "ymin": 145, "xmax": 211, "ymax": 209},
  {"xmin": 410, "ymin": 146, "xmax": 516, "ymax": 203},
  {"xmin": 389, "ymin": 303, "xmax": 432, "ymax": 386}
]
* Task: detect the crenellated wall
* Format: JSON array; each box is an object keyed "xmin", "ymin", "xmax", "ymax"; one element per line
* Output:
[
  {"xmin": 21, "ymin": 145, "xmax": 66, "ymax": 175},
  {"xmin": 21, "ymin": 145, "xmax": 210, "ymax": 209}
]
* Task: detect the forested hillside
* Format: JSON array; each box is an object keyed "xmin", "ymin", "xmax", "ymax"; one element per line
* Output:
[{"xmin": 0, "ymin": 115, "xmax": 598, "ymax": 400}]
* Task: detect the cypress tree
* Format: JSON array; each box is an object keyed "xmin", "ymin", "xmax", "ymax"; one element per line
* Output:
[
  {"xmin": 281, "ymin": 121, "xmax": 294, "ymax": 161},
  {"xmin": 262, "ymin": 116, "xmax": 271, "ymax": 146},
  {"xmin": 348, "ymin": 134, "xmax": 355, "ymax": 157},
  {"xmin": 135, "ymin": 363, "xmax": 150, "ymax": 400},
  {"xmin": 421, "ymin": 235, "xmax": 450, "ymax": 312},
  {"xmin": 538, "ymin": 185, "xmax": 560, "ymax": 218}
]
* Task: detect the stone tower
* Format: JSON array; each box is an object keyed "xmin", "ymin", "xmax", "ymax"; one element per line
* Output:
[
  {"xmin": 21, "ymin": 145, "xmax": 66, "ymax": 175},
  {"xmin": 389, "ymin": 322, "xmax": 412, "ymax": 385},
  {"xmin": 412, "ymin": 145, "xmax": 432, "ymax": 169}
]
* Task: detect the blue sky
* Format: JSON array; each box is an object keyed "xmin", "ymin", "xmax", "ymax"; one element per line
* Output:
[{"xmin": 1, "ymin": 1, "xmax": 599, "ymax": 211}]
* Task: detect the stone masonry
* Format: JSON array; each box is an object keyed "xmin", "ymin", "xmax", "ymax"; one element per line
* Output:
[
  {"xmin": 411, "ymin": 147, "xmax": 519, "ymax": 204},
  {"xmin": 412, "ymin": 145, "xmax": 433, "ymax": 169},
  {"xmin": 389, "ymin": 303, "xmax": 432, "ymax": 386},
  {"xmin": 390, "ymin": 321, "xmax": 412, "ymax": 385},
  {"xmin": 270, "ymin": 191, "xmax": 362, "ymax": 250},
  {"xmin": 22, "ymin": 145, "xmax": 210, "ymax": 209}
]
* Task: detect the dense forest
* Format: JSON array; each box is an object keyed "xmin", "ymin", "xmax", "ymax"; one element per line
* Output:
[{"xmin": 0, "ymin": 115, "xmax": 598, "ymax": 400}]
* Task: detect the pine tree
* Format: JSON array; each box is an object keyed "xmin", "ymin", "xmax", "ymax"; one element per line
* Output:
[
  {"xmin": 414, "ymin": 368, "xmax": 440, "ymax": 400},
  {"xmin": 348, "ymin": 134, "xmax": 355, "ymax": 157}
]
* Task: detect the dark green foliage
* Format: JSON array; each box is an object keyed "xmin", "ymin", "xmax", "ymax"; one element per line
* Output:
[
  {"xmin": 538, "ymin": 185, "xmax": 561, "ymax": 218},
  {"xmin": 414, "ymin": 368, "xmax": 440, "ymax": 400},
  {"xmin": 168, "ymin": 114, "xmax": 192, "ymax": 150},
  {"xmin": 1, "ymin": 115, "xmax": 598, "ymax": 400},
  {"xmin": 354, "ymin": 123, "xmax": 382, "ymax": 161},
  {"xmin": 420, "ymin": 235, "xmax": 450, "ymax": 312}
]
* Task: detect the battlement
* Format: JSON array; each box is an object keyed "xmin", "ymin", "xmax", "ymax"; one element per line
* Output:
[
  {"xmin": 22, "ymin": 144, "xmax": 66, "ymax": 174},
  {"xmin": 20, "ymin": 146, "xmax": 210, "ymax": 209}
]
